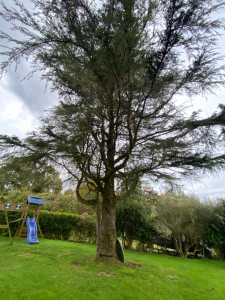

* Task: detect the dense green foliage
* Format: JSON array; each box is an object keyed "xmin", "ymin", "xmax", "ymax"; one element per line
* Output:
[
  {"xmin": 116, "ymin": 200, "xmax": 153, "ymax": 250},
  {"xmin": 1, "ymin": 237, "xmax": 225, "ymax": 300},
  {"xmin": 207, "ymin": 199, "xmax": 225, "ymax": 259},
  {"xmin": 0, "ymin": 209, "xmax": 96, "ymax": 243},
  {"xmin": 0, "ymin": 158, "xmax": 62, "ymax": 194},
  {"xmin": 1, "ymin": 189, "xmax": 30, "ymax": 204},
  {"xmin": 1, "ymin": 188, "xmax": 94, "ymax": 215},
  {"xmin": 73, "ymin": 212, "xmax": 96, "ymax": 243},
  {"xmin": 154, "ymin": 193, "xmax": 211, "ymax": 257},
  {"xmin": 115, "ymin": 190, "xmax": 225, "ymax": 259},
  {"xmin": 0, "ymin": 211, "xmax": 21, "ymax": 236},
  {"xmin": 39, "ymin": 210, "xmax": 79, "ymax": 240}
]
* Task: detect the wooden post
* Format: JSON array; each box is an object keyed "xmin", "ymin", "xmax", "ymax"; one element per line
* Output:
[
  {"xmin": 0, "ymin": 200, "xmax": 13, "ymax": 245},
  {"xmin": 34, "ymin": 204, "xmax": 43, "ymax": 238},
  {"xmin": 16, "ymin": 209, "xmax": 28, "ymax": 239}
]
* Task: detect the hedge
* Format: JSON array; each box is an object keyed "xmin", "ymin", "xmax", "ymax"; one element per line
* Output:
[
  {"xmin": 0, "ymin": 210, "xmax": 96, "ymax": 242},
  {"xmin": 72, "ymin": 212, "xmax": 96, "ymax": 243},
  {"xmin": 38, "ymin": 210, "xmax": 79, "ymax": 240}
]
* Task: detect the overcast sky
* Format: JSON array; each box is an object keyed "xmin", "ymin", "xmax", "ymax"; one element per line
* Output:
[{"xmin": 0, "ymin": 1, "xmax": 225, "ymax": 200}]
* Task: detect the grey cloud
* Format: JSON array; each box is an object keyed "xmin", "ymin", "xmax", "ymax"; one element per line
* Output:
[
  {"xmin": 184, "ymin": 173, "xmax": 225, "ymax": 200},
  {"xmin": 2, "ymin": 65, "xmax": 58, "ymax": 115},
  {"xmin": 0, "ymin": 1, "xmax": 59, "ymax": 115}
]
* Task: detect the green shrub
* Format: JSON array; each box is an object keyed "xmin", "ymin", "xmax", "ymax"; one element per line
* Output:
[
  {"xmin": 116, "ymin": 200, "xmax": 153, "ymax": 250},
  {"xmin": 1, "ymin": 189, "xmax": 31, "ymax": 203},
  {"xmin": 0, "ymin": 210, "xmax": 79, "ymax": 240},
  {"xmin": 39, "ymin": 210, "xmax": 79, "ymax": 240},
  {"xmin": 137, "ymin": 218, "xmax": 154, "ymax": 252},
  {"xmin": 0, "ymin": 207, "xmax": 97, "ymax": 243},
  {"xmin": 73, "ymin": 213, "xmax": 96, "ymax": 243}
]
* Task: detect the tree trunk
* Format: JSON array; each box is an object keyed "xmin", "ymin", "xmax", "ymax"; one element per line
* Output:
[
  {"xmin": 147, "ymin": 242, "xmax": 153, "ymax": 253},
  {"xmin": 173, "ymin": 236, "xmax": 184, "ymax": 257},
  {"xmin": 122, "ymin": 233, "xmax": 126, "ymax": 249},
  {"xmin": 95, "ymin": 196, "xmax": 101, "ymax": 255},
  {"xmin": 183, "ymin": 244, "xmax": 189, "ymax": 258},
  {"xmin": 217, "ymin": 248, "xmax": 225, "ymax": 260},
  {"xmin": 96, "ymin": 178, "xmax": 117, "ymax": 266},
  {"xmin": 126, "ymin": 237, "xmax": 133, "ymax": 250}
]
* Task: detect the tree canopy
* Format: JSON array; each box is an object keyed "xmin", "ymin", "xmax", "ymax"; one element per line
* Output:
[
  {"xmin": 1, "ymin": 0, "xmax": 225, "ymax": 264},
  {"xmin": 207, "ymin": 199, "xmax": 225, "ymax": 259},
  {"xmin": 0, "ymin": 157, "xmax": 62, "ymax": 194},
  {"xmin": 155, "ymin": 192, "xmax": 213, "ymax": 257}
]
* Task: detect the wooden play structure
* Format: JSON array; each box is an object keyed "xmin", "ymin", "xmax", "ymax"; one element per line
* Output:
[
  {"xmin": 0, "ymin": 198, "xmax": 13, "ymax": 244},
  {"xmin": 0, "ymin": 196, "xmax": 43, "ymax": 243}
]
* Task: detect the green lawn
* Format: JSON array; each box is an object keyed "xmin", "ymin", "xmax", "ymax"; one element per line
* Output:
[{"xmin": 0, "ymin": 236, "xmax": 225, "ymax": 300}]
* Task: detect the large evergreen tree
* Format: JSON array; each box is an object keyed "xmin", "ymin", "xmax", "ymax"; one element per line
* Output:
[{"xmin": 1, "ymin": 0, "xmax": 225, "ymax": 264}]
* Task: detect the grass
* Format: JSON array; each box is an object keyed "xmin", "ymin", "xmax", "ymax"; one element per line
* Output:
[{"xmin": 0, "ymin": 236, "xmax": 225, "ymax": 300}]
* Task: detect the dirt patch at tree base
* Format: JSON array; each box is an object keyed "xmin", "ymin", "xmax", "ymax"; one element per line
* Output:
[{"xmin": 124, "ymin": 262, "xmax": 145, "ymax": 269}]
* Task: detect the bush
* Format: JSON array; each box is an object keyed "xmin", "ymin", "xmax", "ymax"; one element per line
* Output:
[
  {"xmin": 116, "ymin": 200, "xmax": 153, "ymax": 250},
  {"xmin": 206, "ymin": 199, "xmax": 225, "ymax": 259},
  {"xmin": 137, "ymin": 219, "xmax": 154, "ymax": 252},
  {"xmin": 1, "ymin": 189, "xmax": 31, "ymax": 203},
  {"xmin": 73, "ymin": 213, "xmax": 96, "ymax": 243},
  {"xmin": 39, "ymin": 210, "xmax": 79, "ymax": 240}
]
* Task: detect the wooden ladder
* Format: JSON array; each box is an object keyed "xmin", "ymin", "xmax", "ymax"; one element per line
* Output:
[
  {"xmin": 15, "ymin": 209, "xmax": 28, "ymax": 239},
  {"xmin": 16, "ymin": 204, "xmax": 43, "ymax": 239}
]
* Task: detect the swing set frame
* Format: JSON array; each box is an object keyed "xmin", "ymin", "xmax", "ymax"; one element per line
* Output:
[{"xmin": 0, "ymin": 198, "xmax": 43, "ymax": 244}]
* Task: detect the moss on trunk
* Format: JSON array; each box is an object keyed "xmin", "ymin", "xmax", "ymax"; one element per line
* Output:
[{"xmin": 97, "ymin": 178, "xmax": 117, "ymax": 264}]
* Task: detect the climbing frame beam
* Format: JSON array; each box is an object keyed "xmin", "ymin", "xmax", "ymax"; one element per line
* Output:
[{"xmin": 0, "ymin": 200, "xmax": 13, "ymax": 244}]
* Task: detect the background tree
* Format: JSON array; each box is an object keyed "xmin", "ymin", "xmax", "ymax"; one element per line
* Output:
[
  {"xmin": 1, "ymin": 0, "xmax": 225, "ymax": 264},
  {"xmin": 207, "ymin": 199, "xmax": 225, "ymax": 259},
  {"xmin": 42, "ymin": 189, "xmax": 77, "ymax": 213},
  {"xmin": 116, "ymin": 199, "xmax": 150, "ymax": 250},
  {"xmin": 154, "ymin": 193, "xmax": 213, "ymax": 257},
  {"xmin": 0, "ymin": 157, "xmax": 62, "ymax": 194}
]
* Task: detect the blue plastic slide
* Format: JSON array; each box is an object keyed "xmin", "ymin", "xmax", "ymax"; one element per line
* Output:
[{"xmin": 26, "ymin": 217, "xmax": 39, "ymax": 244}]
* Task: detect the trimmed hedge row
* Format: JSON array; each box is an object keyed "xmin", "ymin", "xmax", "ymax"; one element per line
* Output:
[
  {"xmin": 0, "ymin": 210, "xmax": 96, "ymax": 242},
  {"xmin": 39, "ymin": 210, "xmax": 79, "ymax": 240}
]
